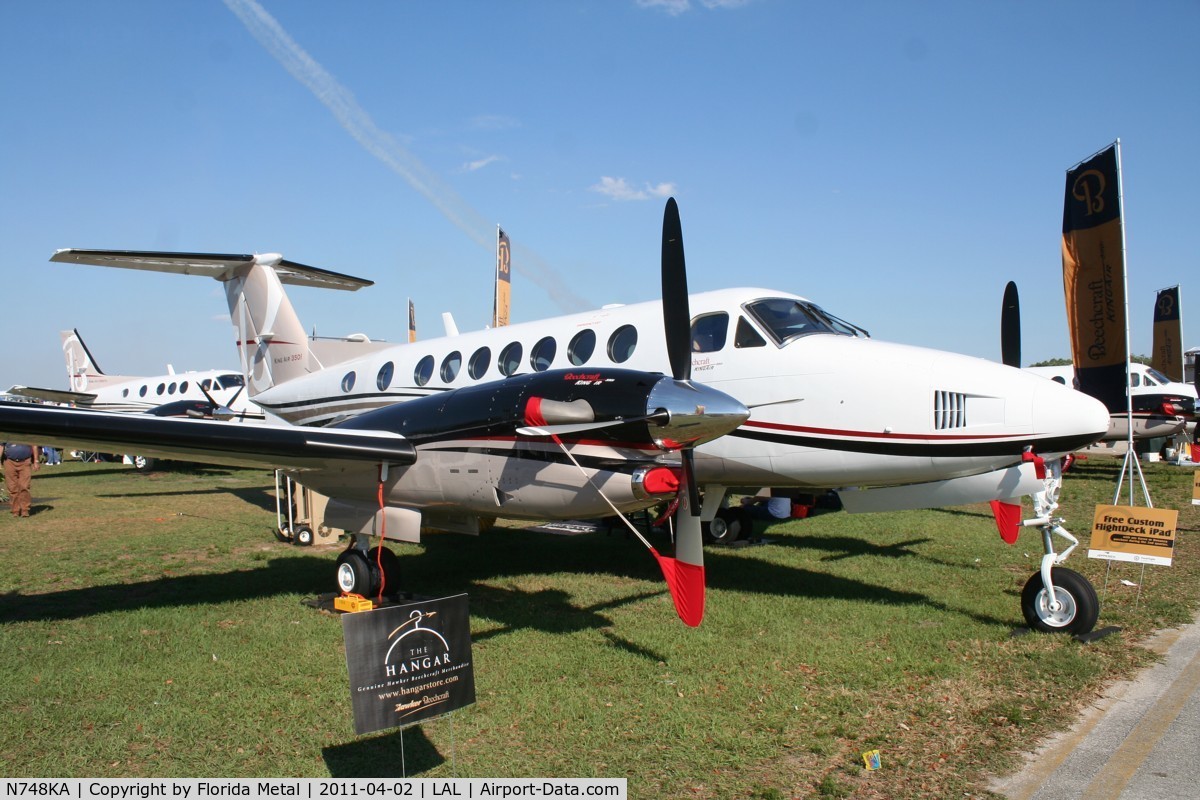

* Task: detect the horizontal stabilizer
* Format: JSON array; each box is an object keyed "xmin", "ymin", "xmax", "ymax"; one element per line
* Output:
[
  {"xmin": 6, "ymin": 385, "xmax": 97, "ymax": 405},
  {"xmin": 0, "ymin": 401, "xmax": 414, "ymax": 471},
  {"xmin": 51, "ymin": 249, "xmax": 373, "ymax": 291},
  {"xmin": 837, "ymin": 461, "xmax": 1044, "ymax": 514}
]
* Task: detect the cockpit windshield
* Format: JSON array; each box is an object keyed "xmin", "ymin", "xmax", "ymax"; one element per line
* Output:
[
  {"xmin": 745, "ymin": 298, "xmax": 868, "ymax": 345},
  {"xmin": 1143, "ymin": 367, "xmax": 1171, "ymax": 386},
  {"xmin": 215, "ymin": 373, "xmax": 245, "ymax": 390}
]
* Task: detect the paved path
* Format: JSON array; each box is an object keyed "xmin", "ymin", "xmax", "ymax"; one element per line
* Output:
[{"xmin": 989, "ymin": 613, "xmax": 1200, "ymax": 799}]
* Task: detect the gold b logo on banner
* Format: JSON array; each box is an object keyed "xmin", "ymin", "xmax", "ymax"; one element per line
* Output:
[{"xmin": 1072, "ymin": 169, "xmax": 1107, "ymax": 216}]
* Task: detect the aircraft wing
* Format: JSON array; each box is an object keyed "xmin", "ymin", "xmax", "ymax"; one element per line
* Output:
[
  {"xmin": 0, "ymin": 401, "xmax": 414, "ymax": 470},
  {"xmin": 6, "ymin": 385, "xmax": 97, "ymax": 405},
  {"xmin": 50, "ymin": 249, "xmax": 373, "ymax": 291}
]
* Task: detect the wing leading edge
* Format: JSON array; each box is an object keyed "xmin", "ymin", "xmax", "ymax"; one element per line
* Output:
[{"xmin": 0, "ymin": 402, "xmax": 414, "ymax": 471}]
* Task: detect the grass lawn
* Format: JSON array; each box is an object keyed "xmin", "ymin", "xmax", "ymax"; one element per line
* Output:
[{"xmin": 0, "ymin": 456, "xmax": 1196, "ymax": 798}]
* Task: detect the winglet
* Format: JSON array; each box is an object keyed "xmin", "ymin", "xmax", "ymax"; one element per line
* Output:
[{"xmin": 989, "ymin": 499, "xmax": 1023, "ymax": 545}]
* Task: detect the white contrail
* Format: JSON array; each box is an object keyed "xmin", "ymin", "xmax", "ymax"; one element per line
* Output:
[{"xmin": 223, "ymin": 0, "xmax": 589, "ymax": 313}]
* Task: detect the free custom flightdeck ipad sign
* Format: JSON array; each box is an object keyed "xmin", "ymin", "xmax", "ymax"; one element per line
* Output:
[
  {"xmin": 1088, "ymin": 505, "xmax": 1179, "ymax": 566},
  {"xmin": 343, "ymin": 594, "xmax": 475, "ymax": 735}
]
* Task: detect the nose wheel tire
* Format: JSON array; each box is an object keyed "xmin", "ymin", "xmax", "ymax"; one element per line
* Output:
[
  {"xmin": 335, "ymin": 547, "xmax": 401, "ymax": 598},
  {"xmin": 1020, "ymin": 567, "xmax": 1099, "ymax": 635},
  {"xmin": 335, "ymin": 551, "xmax": 371, "ymax": 596}
]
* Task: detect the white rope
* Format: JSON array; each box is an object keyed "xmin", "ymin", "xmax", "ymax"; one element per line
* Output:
[{"xmin": 546, "ymin": 435, "xmax": 657, "ymax": 551}]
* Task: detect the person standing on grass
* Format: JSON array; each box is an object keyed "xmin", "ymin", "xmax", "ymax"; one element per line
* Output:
[{"xmin": 2, "ymin": 442, "xmax": 41, "ymax": 517}]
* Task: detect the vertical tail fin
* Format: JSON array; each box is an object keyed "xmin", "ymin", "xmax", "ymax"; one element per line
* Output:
[
  {"xmin": 60, "ymin": 329, "xmax": 134, "ymax": 392},
  {"xmin": 223, "ymin": 261, "xmax": 316, "ymax": 396}
]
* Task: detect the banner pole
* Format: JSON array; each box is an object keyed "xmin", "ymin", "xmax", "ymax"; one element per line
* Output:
[{"xmin": 1113, "ymin": 139, "xmax": 1152, "ymax": 508}]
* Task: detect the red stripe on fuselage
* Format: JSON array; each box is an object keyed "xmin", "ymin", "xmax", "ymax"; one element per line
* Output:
[{"xmin": 743, "ymin": 419, "xmax": 1031, "ymax": 442}]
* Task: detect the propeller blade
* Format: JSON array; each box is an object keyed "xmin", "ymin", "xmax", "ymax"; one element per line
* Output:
[
  {"xmin": 197, "ymin": 382, "xmax": 219, "ymax": 409},
  {"xmin": 645, "ymin": 197, "xmax": 709, "ymax": 626},
  {"xmin": 653, "ymin": 451, "xmax": 705, "ymax": 626},
  {"xmin": 1001, "ymin": 281, "xmax": 1021, "ymax": 368},
  {"xmin": 661, "ymin": 197, "xmax": 692, "ymax": 382},
  {"xmin": 227, "ymin": 383, "xmax": 246, "ymax": 408},
  {"xmin": 681, "ymin": 448, "xmax": 701, "ymax": 518}
]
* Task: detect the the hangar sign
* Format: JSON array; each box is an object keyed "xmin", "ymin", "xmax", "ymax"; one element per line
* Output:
[
  {"xmin": 1087, "ymin": 505, "xmax": 1178, "ymax": 566},
  {"xmin": 342, "ymin": 594, "xmax": 475, "ymax": 735}
]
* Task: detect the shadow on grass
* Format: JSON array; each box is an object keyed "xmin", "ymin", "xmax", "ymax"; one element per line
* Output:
[
  {"xmin": 928, "ymin": 506, "xmax": 993, "ymax": 520},
  {"xmin": 768, "ymin": 534, "xmax": 934, "ymax": 563},
  {"xmin": 89, "ymin": 484, "xmax": 279, "ymax": 514},
  {"xmin": 0, "ymin": 523, "xmax": 1013, "ymax": 631},
  {"xmin": 0, "ymin": 555, "xmax": 332, "ymax": 623},
  {"xmin": 413, "ymin": 528, "xmax": 1014, "ymax": 629},
  {"xmin": 32, "ymin": 467, "xmax": 133, "ymax": 480},
  {"xmin": 322, "ymin": 725, "xmax": 445, "ymax": 777}
]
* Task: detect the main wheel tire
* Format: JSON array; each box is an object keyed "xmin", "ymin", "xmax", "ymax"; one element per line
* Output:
[
  {"xmin": 293, "ymin": 526, "xmax": 314, "ymax": 547},
  {"xmin": 366, "ymin": 546, "xmax": 402, "ymax": 597},
  {"xmin": 132, "ymin": 455, "xmax": 157, "ymax": 472},
  {"xmin": 703, "ymin": 508, "xmax": 746, "ymax": 545},
  {"xmin": 1021, "ymin": 567, "xmax": 1099, "ymax": 635},
  {"xmin": 335, "ymin": 550, "xmax": 372, "ymax": 596}
]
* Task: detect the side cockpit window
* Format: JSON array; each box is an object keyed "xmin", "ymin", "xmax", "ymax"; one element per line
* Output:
[
  {"xmin": 690, "ymin": 313, "xmax": 728, "ymax": 353},
  {"xmin": 734, "ymin": 316, "xmax": 766, "ymax": 348}
]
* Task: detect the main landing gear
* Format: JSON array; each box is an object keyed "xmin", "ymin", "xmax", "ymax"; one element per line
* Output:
[
  {"xmin": 1018, "ymin": 458, "xmax": 1099, "ymax": 635},
  {"xmin": 335, "ymin": 535, "xmax": 402, "ymax": 599}
]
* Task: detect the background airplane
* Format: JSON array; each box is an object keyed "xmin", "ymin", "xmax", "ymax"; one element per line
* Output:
[
  {"xmin": 9, "ymin": 328, "xmax": 264, "ymax": 419},
  {"xmin": 2, "ymin": 201, "xmax": 1110, "ymax": 633},
  {"xmin": 1001, "ymin": 281, "xmax": 1196, "ymax": 442}
]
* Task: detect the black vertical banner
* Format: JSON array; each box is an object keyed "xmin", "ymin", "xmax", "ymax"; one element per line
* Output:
[
  {"xmin": 1061, "ymin": 143, "xmax": 1128, "ymax": 412},
  {"xmin": 343, "ymin": 594, "xmax": 475, "ymax": 735},
  {"xmin": 1151, "ymin": 286, "xmax": 1183, "ymax": 382}
]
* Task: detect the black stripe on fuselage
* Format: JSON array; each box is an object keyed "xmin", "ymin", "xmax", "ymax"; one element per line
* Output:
[{"xmin": 730, "ymin": 427, "xmax": 1103, "ymax": 458}]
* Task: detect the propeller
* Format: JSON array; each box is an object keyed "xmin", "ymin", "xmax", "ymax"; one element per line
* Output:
[
  {"xmin": 197, "ymin": 382, "xmax": 246, "ymax": 422},
  {"xmin": 516, "ymin": 198, "xmax": 739, "ymax": 627},
  {"xmin": 1001, "ymin": 280, "xmax": 1021, "ymax": 369},
  {"xmin": 652, "ymin": 197, "xmax": 706, "ymax": 627}
]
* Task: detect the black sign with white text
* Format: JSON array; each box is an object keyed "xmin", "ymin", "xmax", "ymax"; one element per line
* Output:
[{"xmin": 342, "ymin": 594, "xmax": 475, "ymax": 735}]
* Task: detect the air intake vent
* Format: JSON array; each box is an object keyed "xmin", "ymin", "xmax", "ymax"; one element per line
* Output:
[{"xmin": 934, "ymin": 391, "xmax": 967, "ymax": 429}]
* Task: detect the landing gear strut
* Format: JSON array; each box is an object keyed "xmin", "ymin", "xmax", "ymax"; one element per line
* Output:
[{"xmin": 1019, "ymin": 458, "xmax": 1099, "ymax": 635}]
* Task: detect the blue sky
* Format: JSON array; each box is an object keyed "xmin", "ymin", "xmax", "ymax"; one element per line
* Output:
[{"xmin": 1, "ymin": 0, "xmax": 1196, "ymax": 391}]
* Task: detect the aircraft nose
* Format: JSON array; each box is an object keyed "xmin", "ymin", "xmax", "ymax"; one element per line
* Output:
[
  {"xmin": 1031, "ymin": 375, "xmax": 1110, "ymax": 455},
  {"xmin": 646, "ymin": 378, "xmax": 750, "ymax": 450}
]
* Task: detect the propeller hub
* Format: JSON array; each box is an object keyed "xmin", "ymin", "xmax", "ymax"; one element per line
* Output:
[{"xmin": 646, "ymin": 377, "xmax": 749, "ymax": 450}]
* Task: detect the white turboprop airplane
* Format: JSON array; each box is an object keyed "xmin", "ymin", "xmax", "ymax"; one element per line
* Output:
[
  {"xmin": 0, "ymin": 201, "xmax": 1110, "ymax": 633},
  {"xmin": 9, "ymin": 328, "xmax": 265, "ymax": 420}
]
